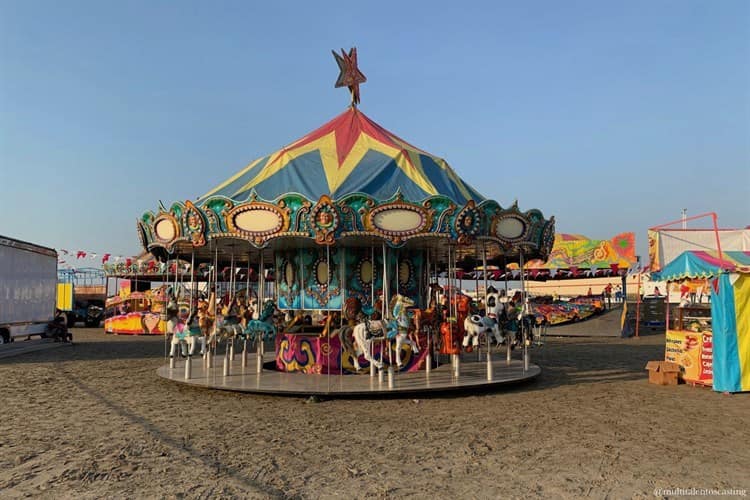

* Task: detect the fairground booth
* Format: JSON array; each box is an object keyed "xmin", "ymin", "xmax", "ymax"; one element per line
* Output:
[
  {"xmin": 648, "ymin": 215, "xmax": 750, "ymax": 393},
  {"xmin": 653, "ymin": 250, "xmax": 750, "ymax": 393}
]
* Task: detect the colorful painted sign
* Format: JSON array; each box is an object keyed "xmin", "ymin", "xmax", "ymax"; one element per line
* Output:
[
  {"xmin": 104, "ymin": 312, "xmax": 166, "ymax": 335},
  {"xmin": 119, "ymin": 279, "xmax": 131, "ymax": 298},
  {"xmin": 274, "ymin": 331, "xmax": 426, "ymax": 374},
  {"xmin": 524, "ymin": 232, "xmax": 636, "ymax": 270},
  {"xmin": 665, "ymin": 329, "xmax": 713, "ymax": 386}
]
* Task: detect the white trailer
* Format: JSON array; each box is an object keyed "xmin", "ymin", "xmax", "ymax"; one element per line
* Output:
[{"xmin": 0, "ymin": 235, "xmax": 58, "ymax": 343}]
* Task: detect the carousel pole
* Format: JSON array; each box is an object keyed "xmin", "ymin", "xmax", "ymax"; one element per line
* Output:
[
  {"xmin": 211, "ymin": 244, "xmax": 218, "ymax": 370},
  {"xmin": 190, "ymin": 249, "xmax": 196, "ymax": 314},
  {"xmin": 425, "ymin": 248, "xmax": 431, "ymax": 376},
  {"xmin": 257, "ymin": 248, "xmax": 265, "ymax": 375},
  {"xmin": 483, "ymin": 242, "xmax": 492, "ymax": 381},
  {"xmin": 450, "ymin": 245, "xmax": 459, "ymax": 378},
  {"xmin": 370, "ymin": 244, "xmax": 375, "ymax": 307},
  {"xmin": 382, "ymin": 241, "xmax": 388, "ymax": 373},
  {"xmin": 475, "ymin": 243, "xmax": 481, "ymax": 363},
  {"xmin": 184, "ymin": 347, "xmax": 192, "ymax": 379},
  {"xmin": 176, "ymin": 252, "xmax": 183, "ymax": 362},
  {"xmin": 229, "ymin": 249, "xmax": 235, "ymax": 362},
  {"xmin": 250, "ymin": 248, "xmax": 256, "ymax": 303},
  {"xmin": 520, "ymin": 250, "xmax": 529, "ymax": 372},
  {"xmin": 505, "ymin": 256, "xmax": 512, "ymax": 365},
  {"xmin": 434, "ymin": 251, "xmax": 440, "ymax": 369},
  {"xmin": 326, "ymin": 244, "xmax": 331, "ymax": 393},
  {"xmin": 382, "ymin": 242, "xmax": 388, "ymax": 318},
  {"xmin": 370, "ymin": 243, "xmax": 376, "ymax": 378},
  {"xmin": 185, "ymin": 248, "xmax": 196, "ymax": 379},
  {"xmin": 242, "ymin": 245, "xmax": 250, "ymax": 369},
  {"xmin": 340, "ymin": 247, "xmax": 345, "ymax": 377},
  {"xmin": 204, "ymin": 243, "xmax": 212, "ymax": 368},
  {"xmin": 164, "ymin": 255, "xmax": 170, "ymax": 362},
  {"xmin": 300, "ymin": 247, "xmax": 305, "ymax": 321}
]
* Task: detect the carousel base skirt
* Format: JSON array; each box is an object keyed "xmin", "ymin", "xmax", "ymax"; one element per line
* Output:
[{"xmin": 156, "ymin": 355, "xmax": 541, "ymax": 397}]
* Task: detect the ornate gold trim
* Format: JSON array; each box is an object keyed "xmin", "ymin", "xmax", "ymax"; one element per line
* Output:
[{"xmin": 226, "ymin": 201, "xmax": 291, "ymax": 245}]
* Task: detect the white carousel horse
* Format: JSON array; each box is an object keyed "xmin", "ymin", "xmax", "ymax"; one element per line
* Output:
[
  {"xmin": 351, "ymin": 315, "xmax": 386, "ymax": 370},
  {"xmin": 464, "ymin": 292, "xmax": 506, "ymax": 348},
  {"xmin": 463, "ymin": 314, "xmax": 504, "ymax": 350}
]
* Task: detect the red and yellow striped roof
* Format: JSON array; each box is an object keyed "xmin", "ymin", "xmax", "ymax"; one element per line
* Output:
[{"xmin": 200, "ymin": 107, "xmax": 484, "ymax": 204}]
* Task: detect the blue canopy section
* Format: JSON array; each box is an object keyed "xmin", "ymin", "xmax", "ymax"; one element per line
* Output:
[{"xmin": 651, "ymin": 251, "xmax": 750, "ymax": 282}]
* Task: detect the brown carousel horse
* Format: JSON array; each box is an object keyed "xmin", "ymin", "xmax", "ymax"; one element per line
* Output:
[
  {"xmin": 439, "ymin": 292, "xmax": 471, "ymax": 354},
  {"xmin": 413, "ymin": 283, "xmax": 443, "ymax": 351}
]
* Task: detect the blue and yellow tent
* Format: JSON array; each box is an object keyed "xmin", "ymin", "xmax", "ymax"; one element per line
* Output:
[
  {"xmin": 656, "ymin": 250, "xmax": 750, "ymax": 393},
  {"xmin": 199, "ymin": 107, "xmax": 484, "ymax": 204}
]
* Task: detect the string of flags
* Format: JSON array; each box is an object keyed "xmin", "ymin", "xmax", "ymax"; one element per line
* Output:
[
  {"xmin": 57, "ymin": 248, "xmax": 121, "ymax": 267},
  {"xmin": 56, "ymin": 247, "xmax": 276, "ymax": 281},
  {"xmin": 442, "ymin": 263, "xmax": 644, "ymax": 281}
]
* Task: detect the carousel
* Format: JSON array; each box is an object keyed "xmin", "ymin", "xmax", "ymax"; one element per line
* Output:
[{"xmin": 145, "ymin": 48, "xmax": 555, "ymax": 395}]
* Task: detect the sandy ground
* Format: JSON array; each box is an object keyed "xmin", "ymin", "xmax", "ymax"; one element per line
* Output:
[{"xmin": 1, "ymin": 329, "xmax": 748, "ymax": 499}]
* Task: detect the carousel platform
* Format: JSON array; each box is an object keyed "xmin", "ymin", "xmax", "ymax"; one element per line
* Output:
[{"xmin": 156, "ymin": 354, "xmax": 541, "ymax": 397}]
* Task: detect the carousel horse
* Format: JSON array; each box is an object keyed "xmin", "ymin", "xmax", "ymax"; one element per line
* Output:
[
  {"xmin": 413, "ymin": 286, "xmax": 442, "ymax": 347},
  {"xmin": 201, "ymin": 291, "xmax": 219, "ymax": 350},
  {"xmin": 329, "ymin": 298, "xmax": 361, "ymax": 367},
  {"xmin": 350, "ymin": 310, "xmax": 387, "ymax": 371},
  {"xmin": 439, "ymin": 293, "xmax": 472, "ymax": 355},
  {"xmin": 463, "ymin": 314, "xmax": 504, "ymax": 351},
  {"xmin": 463, "ymin": 292, "xmax": 506, "ymax": 350},
  {"xmin": 215, "ymin": 298, "xmax": 245, "ymax": 341},
  {"xmin": 169, "ymin": 303, "xmax": 205, "ymax": 358},
  {"xmin": 243, "ymin": 299, "xmax": 278, "ymax": 343},
  {"xmin": 386, "ymin": 294, "xmax": 418, "ymax": 367},
  {"xmin": 167, "ymin": 302, "xmax": 188, "ymax": 358}
]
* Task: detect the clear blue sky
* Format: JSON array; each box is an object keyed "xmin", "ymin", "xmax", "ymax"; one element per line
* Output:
[{"xmin": 1, "ymin": 0, "xmax": 748, "ymax": 264}]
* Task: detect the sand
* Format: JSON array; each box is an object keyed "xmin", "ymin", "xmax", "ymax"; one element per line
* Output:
[{"xmin": 1, "ymin": 329, "xmax": 748, "ymax": 499}]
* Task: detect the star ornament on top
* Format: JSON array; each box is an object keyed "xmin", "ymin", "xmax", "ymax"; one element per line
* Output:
[{"xmin": 332, "ymin": 47, "xmax": 367, "ymax": 106}]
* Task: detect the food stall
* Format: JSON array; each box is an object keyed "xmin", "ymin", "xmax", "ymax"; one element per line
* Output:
[{"xmin": 654, "ymin": 250, "xmax": 750, "ymax": 392}]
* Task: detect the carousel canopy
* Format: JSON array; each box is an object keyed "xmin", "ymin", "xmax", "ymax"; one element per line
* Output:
[
  {"xmin": 199, "ymin": 107, "xmax": 484, "ymax": 205},
  {"xmin": 138, "ymin": 49, "xmax": 554, "ymax": 266}
]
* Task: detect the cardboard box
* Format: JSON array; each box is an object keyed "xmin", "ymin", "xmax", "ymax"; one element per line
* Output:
[{"xmin": 645, "ymin": 361, "xmax": 681, "ymax": 385}]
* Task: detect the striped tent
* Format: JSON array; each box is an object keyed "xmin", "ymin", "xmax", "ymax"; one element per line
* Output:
[
  {"xmin": 655, "ymin": 250, "xmax": 750, "ymax": 393},
  {"xmin": 199, "ymin": 107, "xmax": 484, "ymax": 204}
]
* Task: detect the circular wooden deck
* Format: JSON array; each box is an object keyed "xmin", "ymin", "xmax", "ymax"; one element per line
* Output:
[{"xmin": 156, "ymin": 353, "xmax": 541, "ymax": 397}]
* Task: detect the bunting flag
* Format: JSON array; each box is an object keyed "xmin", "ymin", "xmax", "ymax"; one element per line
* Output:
[
  {"xmin": 77, "ymin": 251, "xmax": 87, "ymax": 259},
  {"xmin": 102, "ymin": 253, "xmax": 111, "ymax": 263}
]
